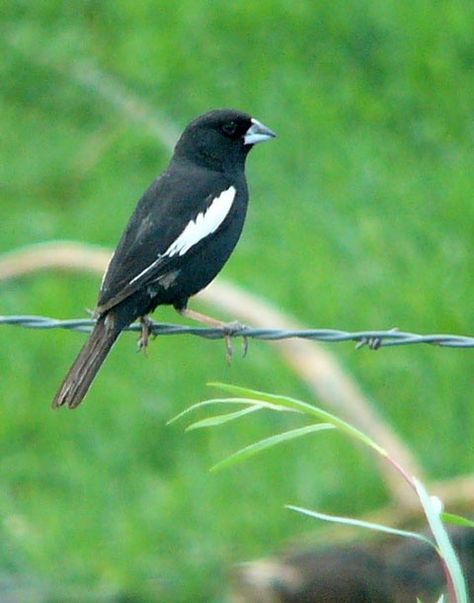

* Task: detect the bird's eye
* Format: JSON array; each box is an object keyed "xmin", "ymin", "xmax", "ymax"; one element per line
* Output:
[{"xmin": 222, "ymin": 121, "xmax": 238, "ymax": 136}]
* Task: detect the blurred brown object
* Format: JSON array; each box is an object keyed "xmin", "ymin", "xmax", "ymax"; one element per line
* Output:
[{"xmin": 230, "ymin": 526, "xmax": 474, "ymax": 602}]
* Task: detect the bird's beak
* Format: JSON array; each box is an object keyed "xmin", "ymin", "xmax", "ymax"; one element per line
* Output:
[{"xmin": 244, "ymin": 118, "xmax": 277, "ymax": 145}]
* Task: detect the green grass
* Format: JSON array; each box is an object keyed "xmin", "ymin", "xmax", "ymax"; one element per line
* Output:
[{"xmin": 1, "ymin": 1, "xmax": 474, "ymax": 600}]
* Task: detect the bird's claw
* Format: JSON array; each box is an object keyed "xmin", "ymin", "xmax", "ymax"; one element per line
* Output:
[
  {"xmin": 221, "ymin": 321, "xmax": 248, "ymax": 363},
  {"xmin": 241, "ymin": 334, "xmax": 249, "ymax": 358},
  {"xmin": 137, "ymin": 316, "xmax": 155, "ymax": 355}
]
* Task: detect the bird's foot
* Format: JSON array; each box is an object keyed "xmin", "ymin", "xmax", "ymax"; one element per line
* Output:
[
  {"xmin": 176, "ymin": 308, "xmax": 248, "ymax": 362},
  {"xmin": 137, "ymin": 316, "xmax": 155, "ymax": 354},
  {"xmin": 221, "ymin": 321, "xmax": 248, "ymax": 363}
]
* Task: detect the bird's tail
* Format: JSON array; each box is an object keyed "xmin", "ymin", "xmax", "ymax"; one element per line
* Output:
[{"xmin": 52, "ymin": 315, "xmax": 121, "ymax": 409}]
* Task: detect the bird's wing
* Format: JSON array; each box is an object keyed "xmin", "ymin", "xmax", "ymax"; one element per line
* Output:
[{"xmin": 96, "ymin": 167, "xmax": 235, "ymax": 314}]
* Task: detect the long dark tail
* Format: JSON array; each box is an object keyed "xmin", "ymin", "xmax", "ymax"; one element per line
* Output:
[{"xmin": 52, "ymin": 315, "xmax": 121, "ymax": 409}]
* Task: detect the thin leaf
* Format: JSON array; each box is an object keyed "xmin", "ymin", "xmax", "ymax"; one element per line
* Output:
[
  {"xmin": 211, "ymin": 423, "xmax": 335, "ymax": 472},
  {"xmin": 208, "ymin": 383, "xmax": 386, "ymax": 454},
  {"xmin": 186, "ymin": 405, "xmax": 263, "ymax": 430},
  {"xmin": 167, "ymin": 397, "xmax": 288, "ymax": 425},
  {"xmin": 442, "ymin": 513, "xmax": 474, "ymax": 529},
  {"xmin": 286, "ymin": 505, "xmax": 434, "ymax": 547},
  {"xmin": 414, "ymin": 479, "xmax": 468, "ymax": 603}
]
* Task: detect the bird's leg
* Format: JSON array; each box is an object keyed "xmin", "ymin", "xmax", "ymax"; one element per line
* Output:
[
  {"xmin": 137, "ymin": 315, "xmax": 154, "ymax": 354},
  {"xmin": 177, "ymin": 308, "xmax": 247, "ymax": 362}
]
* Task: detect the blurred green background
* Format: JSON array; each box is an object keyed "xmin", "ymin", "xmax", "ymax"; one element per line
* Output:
[{"xmin": 2, "ymin": 1, "xmax": 474, "ymax": 600}]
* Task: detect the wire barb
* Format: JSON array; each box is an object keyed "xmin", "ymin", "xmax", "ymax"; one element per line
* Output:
[{"xmin": 1, "ymin": 315, "xmax": 474, "ymax": 348}]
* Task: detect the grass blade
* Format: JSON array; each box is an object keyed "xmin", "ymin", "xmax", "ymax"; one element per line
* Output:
[
  {"xmin": 442, "ymin": 513, "xmax": 474, "ymax": 529},
  {"xmin": 414, "ymin": 479, "xmax": 468, "ymax": 603},
  {"xmin": 167, "ymin": 397, "xmax": 288, "ymax": 425},
  {"xmin": 211, "ymin": 423, "xmax": 335, "ymax": 472},
  {"xmin": 186, "ymin": 405, "xmax": 263, "ymax": 430},
  {"xmin": 286, "ymin": 505, "xmax": 434, "ymax": 547},
  {"xmin": 209, "ymin": 383, "xmax": 385, "ymax": 454}
]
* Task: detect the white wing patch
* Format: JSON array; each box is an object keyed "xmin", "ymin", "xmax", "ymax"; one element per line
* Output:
[
  {"xmin": 165, "ymin": 186, "xmax": 236, "ymax": 257},
  {"xmin": 128, "ymin": 186, "xmax": 236, "ymax": 286}
]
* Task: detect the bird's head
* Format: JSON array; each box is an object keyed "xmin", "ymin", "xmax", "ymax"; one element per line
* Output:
[{"xmin": 173, "ymin": 109, "xmax": 276, "ymax": 171}]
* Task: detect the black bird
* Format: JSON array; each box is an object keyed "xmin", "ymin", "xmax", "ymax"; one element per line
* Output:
[{"xmin": 53, "ymin": 109, "xmax": 276, "ymax": 409}]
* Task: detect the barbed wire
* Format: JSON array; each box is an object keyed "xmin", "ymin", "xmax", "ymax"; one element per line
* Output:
[{"xmin": 1, "ymin": 314, "xmax": 474, "ymax": 348}]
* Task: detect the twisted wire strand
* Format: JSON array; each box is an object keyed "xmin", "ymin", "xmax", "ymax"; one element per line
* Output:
[{"xmin": 1, "ymin": 315, "xmax": 473, "ymax": 348}]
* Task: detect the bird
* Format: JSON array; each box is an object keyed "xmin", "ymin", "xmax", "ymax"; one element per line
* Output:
[{"xmin": 52, "ymin": 108, "xmax": 276, "ymax": 409}]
